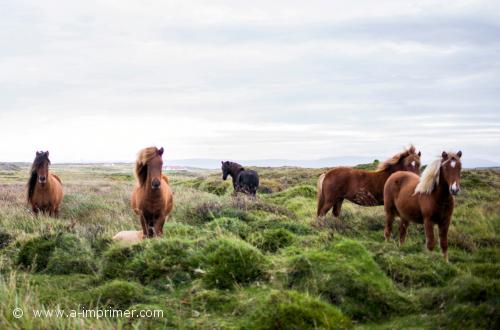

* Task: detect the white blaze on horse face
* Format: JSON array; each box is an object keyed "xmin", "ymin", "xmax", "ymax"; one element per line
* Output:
[
  {"xmin": 411, "ymin": 161, "xmax": 416, "ymax": 167},
  {"xmin": 451, "ymin": 182, "xmax": 458, "ymax": 190},
  {"xmin": 451, "ymin": 161, "xmax": 456, "ymax": 168}
]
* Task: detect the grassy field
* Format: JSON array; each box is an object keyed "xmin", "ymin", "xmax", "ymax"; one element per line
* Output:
[{"xmin": 0, "ymin": 162, "xmax": 498, "ymax": 329}]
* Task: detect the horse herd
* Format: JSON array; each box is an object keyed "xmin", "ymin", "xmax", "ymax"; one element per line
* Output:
[{"xmin": 25, "ymin": 145, "xmax": 462, "ymax": 261}]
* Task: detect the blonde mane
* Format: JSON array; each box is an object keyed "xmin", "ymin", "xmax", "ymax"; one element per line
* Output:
[
  {"xmin": 414, "ymin": 158, "xmax": 442, "ymax": 194},
  {"xmin": 135, "ymin": 147, "xmax": 161, "ymax": 186},
  {"xmin": 377, "ymin": 145, "xmax": 417, "ymax": 171}
]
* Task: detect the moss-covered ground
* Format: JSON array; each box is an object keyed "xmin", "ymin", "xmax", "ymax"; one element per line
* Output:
[{"xmin": 0, "ymin": 163, "xmax": 498, "ymax": 329}]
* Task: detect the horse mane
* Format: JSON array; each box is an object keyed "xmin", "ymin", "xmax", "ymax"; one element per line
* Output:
[
  {"xmin": 377, "ymin": 145, "xmax": 417, "ymax": 171},
  {"xmin": 27, "ymin": 172, "xmax": 37, "ymax": 203},
  {"xmin": 227, "ymin": 161, "xmax": 244, "ymax": 174},
  {"xmin": 414, "ymin": 158, "xmax": 442, "ymax": 194},
  {"xmin": 27, "ymin": 152, "xmax": 51, "ymax": 203},
  {"xmin": 135, "ymin": 147, "xmax": 161, "ymax": 186}
]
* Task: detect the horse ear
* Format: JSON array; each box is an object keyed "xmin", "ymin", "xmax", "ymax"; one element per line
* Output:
[
  {"xmin": 457, "ymin": 150, "xmax": 462, "ymax": 158},
  {"xmin": 158, "ymin": 147, "xmax": 164, "ymax": 156},
  {"xmin": 45, "ymin": 151, "xmax": 49, "ymax": 157},
  {"xmin": 442, "ymin": 151, "xmax": 448, "ymax": 159},
  {"xmin": 36, "ymin": 151, "xmax": 41, "ymax": 156},
  {"xmin": 418, "ymin": 151, "xmax": 421, "ymax": 157}
]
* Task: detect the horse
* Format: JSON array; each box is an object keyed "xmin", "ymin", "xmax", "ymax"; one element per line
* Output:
[
  {"xmin": 221, "ymin": 161, "xmax": 259, "ymax": 196},
  {"xmin": 131, "ymin": 147, "xmax": 174, "ymax": 238},
  {"xmin": 317, "ymin": 145, "xmax": 421, "ymax": 218},
  {"xmin": 383, "ymin": 151, "xmax": 462, "ymax": 262},
  {"xmin": 27, "ymin": 151, "xmax": 64, "ymax": 217}
]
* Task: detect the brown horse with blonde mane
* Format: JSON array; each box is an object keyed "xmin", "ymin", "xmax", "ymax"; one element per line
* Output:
[
  {"xmin": 383, "ymin": 151, "xmax": 462, "ymax": 262},
  {"xmin": 27, "ymin": 151, "xmax": 63, "ymax": 217},
  {"xmin": 131, "ymin": 147, "xmax": 173, "ymax": 238},
  {"xmin": 317, "ymin": 145, "xmax": 421, "ymax": 218}
]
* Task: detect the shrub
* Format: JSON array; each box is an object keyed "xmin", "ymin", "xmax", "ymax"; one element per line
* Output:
[
  {"xmin": 17, "ymin": 234, "xmax": 59, "ymax": 272},
  {"xmin": 419, "ymin": 275, "xmax": 500, "ymax": 329},
  {"xmin": 202, "ymin": 238, "xmax": 269, "ymax": 289},
  {"xmin": 102, "ymin": 238, "xmax": 197, "ymax": 285},
  {"xmin": 206, "ymin": 217, "xmax": 251, "ymax": 239},
  {"xmin": 45, "ymin": 247, "xmax": 96, "ymax": 275},
  {"xmin": 128, "ymin": 238, "xmax": 197, "ymax": 285},
  {"xmin": 242, "ymin": 290, "xmax": 352, "ymax": 330},
  {"xmin": 199, "ymin": 179, "xmax": 230, "ymax": 196},
  {"xmin": 191, "ymin": 289, "xmax": 236, "ymax": 313},
  {"xmin": 101, "ymin": 244, "xmax": 143, "ymax": 280},
  {"xmin": 375, "ymin": 252, "xmax": 457, "ymax": 287},
  {"xmin": 183, "ymin": 201, "xmax": 255, "ymax": 225},
  {"xmin": 258, "ymin": 178, "xmax": 284, "ymax": 194},
  {"xmin": 94, "ymin": 280, "xmax": 145, "ymax": 309},
  {"xmin": 287, "ymin": 240, "xmax": 412, "ymax": 321},
  {"xmin": 249, "ymin": 217, "xmax": 314, "ymax": 236},
  {"xmin": 17, "ymin": 234, "xmax": 96, "ymax": 274},
  {"xmin": 249, "ymin": 228, "xmax": 296, "ymax": 253},
  {"xmin": 268, "ymin": 185, "xmax": 317, "ymax": 201},
  {"xmin": 162, "ymin": 222, "xmax": 201, "ymax": 239},
  {"xmin": 0, "ymin": 231, "xmax": 12, "ymax": 249}
]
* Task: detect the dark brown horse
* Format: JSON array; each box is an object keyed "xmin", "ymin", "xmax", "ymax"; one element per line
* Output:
[
  {"xmin": 27, "ymin": 151, "xmax": 64, "ymax": 217},
  {"xmin": 131, "ymin": 147, "xmax": 174, "ymax": 238},
  {"xmin": 383, "ymin": 151, "xmax": 462, "ymax": 262},
  {"xmin": 221, "ymin": 161, "xmax": 259, "ymax": 196},
  {"xmin": 317, "ymin": 146, "xmax": 421, "ymax": 218}
]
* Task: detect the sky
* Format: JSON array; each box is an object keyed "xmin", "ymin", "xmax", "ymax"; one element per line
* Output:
[{"xmin": 1, "ymin": 0, "xmax": 499, "ymax": 166}]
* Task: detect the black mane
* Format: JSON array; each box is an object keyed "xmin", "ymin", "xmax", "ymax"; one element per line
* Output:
[{"xmin": 27, "ymin": 152, "xmax": 50, "ymax": 202}]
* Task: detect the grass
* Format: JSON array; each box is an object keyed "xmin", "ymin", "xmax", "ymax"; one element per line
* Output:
[{"xmin": 0, "ymin": 162, "xmax": 498, "ymax": 329}]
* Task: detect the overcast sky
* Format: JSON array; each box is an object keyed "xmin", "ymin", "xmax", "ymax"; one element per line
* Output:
[{"xmin": 1, "ymin": 0, "xmax": 499, "ymax": 165}]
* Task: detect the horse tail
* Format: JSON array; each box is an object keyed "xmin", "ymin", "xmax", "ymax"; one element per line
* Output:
[{"xmin": 317, "ymin": 173, "xmax": 326, "ymax": 216}]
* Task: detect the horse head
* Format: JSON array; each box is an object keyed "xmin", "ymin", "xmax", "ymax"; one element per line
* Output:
[
  {"xmin": 33, "ymin": 151, "xmax": 51, "ymax": 184},
  {"xmin": 147, "ymin": 147, "xmax": 164, "ymax": 190},
  {"xmin": 221, "ymin": 161, "xmax": 230, "ymax": 180},
  {"xmin": 441, "ymin": 151, "xmax": 462, "ymax": 195},
  {"xmin": 399, "ymin": 146, "xmax": 421, "ymax": 174}
]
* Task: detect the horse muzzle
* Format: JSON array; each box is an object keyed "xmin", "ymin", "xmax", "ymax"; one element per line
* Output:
[
  {"xmin": 39, "ymin": 176, "xmax": 47, "ymax": 184},
  {"xmin": 151, "ymin": 179, "xmax": 161, "ymax": 190},
  {"xmin": 449, "ymin": 182, "xmax": 460, "ymax": 195}
]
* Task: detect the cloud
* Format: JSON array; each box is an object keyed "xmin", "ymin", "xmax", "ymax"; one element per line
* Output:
[{"xmin": 0, "ymin": 0, "xmax": 499, "ymax": 164}]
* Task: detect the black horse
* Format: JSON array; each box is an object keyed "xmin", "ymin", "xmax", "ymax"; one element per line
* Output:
[{"xmin": 221, "ymin": 161, "xmax": 259, "ymax": 196}]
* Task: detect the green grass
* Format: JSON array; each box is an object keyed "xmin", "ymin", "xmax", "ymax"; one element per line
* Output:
[{"xmin": 0, "ymin": 163, "xmax": 498, "ymax": 329}]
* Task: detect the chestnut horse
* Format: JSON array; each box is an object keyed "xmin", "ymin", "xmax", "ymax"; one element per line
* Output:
[
  {"xmin": 131, "ymin": 147, "xmax": 173, "ymax": 238},
  {"xmin": 383, "ymin": 151, "xmax": 463, "ymax": 262},
  {"xmin": 27, "ymin": 151, "xmax": 63, "ymax": 217},
  {"xmin": 317, "ymin": 146, "xmax": 421, "ymax": 218}
]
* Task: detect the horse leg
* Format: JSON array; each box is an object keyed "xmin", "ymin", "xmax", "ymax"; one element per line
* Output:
[
  {"xmin": 153, "ymin": 215, "xmax": 166, "ymax": 237},
  {"xmin": 332, "ymin": 198, "xmax": 344, "ymax": 218},
  {"xmin": 384, "ymin": 211, "xmax": 394, "ymax": 242},
  {"xmin": 398, "ymin": 219, "xmax": 410, "ymax": 246},
  {"xmin": 317, "ymin": 199, "xmax": 333, "ymax": 218},
  {"xmin": 139, "ymin": 214, "xmax": 148, "ymax": 238},
  {"xmin": 438, "ymin": 219, "xmax": 450, "ymax": 262},
  {"xmin": 424, "ymin": 218, "xmax": 436, "ymax": 251}
]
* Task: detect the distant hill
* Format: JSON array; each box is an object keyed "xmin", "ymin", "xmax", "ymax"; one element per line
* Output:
[
  {"xmin": 2, "ymin": 157, "xmax": 498, "ymax": 170},
  {"xmin": 166, "ymin": 156, "xmax": 377, "ymax": 170},
  {"xmin": 165, "ymin": 157, "xmax": 500, "ymax": 169}
]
